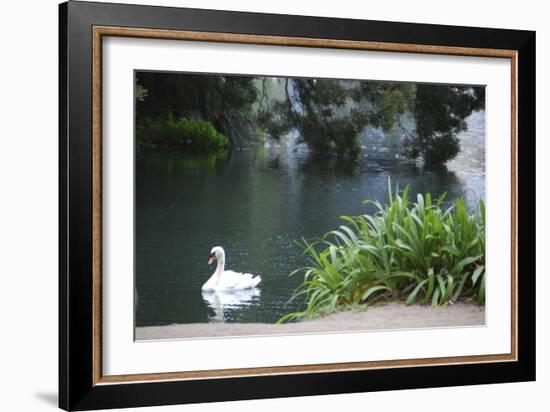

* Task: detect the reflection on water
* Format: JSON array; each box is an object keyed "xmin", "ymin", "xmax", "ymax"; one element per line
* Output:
[
  {"xmin": 135, "ymin": 111, "xmax": 485, "ymax": 327},
  {"xmin": 137, "ymin": 148, "xmax": 228, "ymax": 174},
  {"xmin": 202, "ymin": 288, "xmax": 261, "ymax": 322}
]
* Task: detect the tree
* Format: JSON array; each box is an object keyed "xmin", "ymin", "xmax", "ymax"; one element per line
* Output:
[
  {"xmin": 402, "ymin": 84, "xmax": 485, "ymax": 166},
  {"xmin": 259, "ymin": 78, "xmax": 415, "ymax": 156},
  {"xmin": 136, "ymin": 72, "xmax": 259, "ymax": 147}
]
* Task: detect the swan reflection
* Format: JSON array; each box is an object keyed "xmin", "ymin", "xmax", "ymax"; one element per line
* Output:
[{"xmin": 202, "ymin": 287, "xmax": 261, "ymax": 322}]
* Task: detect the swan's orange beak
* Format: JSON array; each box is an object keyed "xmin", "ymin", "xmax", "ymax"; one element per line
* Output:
[{"xmin": 208, "ymin": 254, "xmax": 216, "ymax": 265}]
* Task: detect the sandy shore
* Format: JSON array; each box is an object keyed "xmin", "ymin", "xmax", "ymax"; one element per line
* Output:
[{"xmin": 136, "ymin": 302, "xmax": 485, "ymax": 340}]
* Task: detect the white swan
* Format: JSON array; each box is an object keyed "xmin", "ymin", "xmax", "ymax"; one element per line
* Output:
[{"xmin": 201, "ymin": 246, "xmax": 262, "ymax": 291}]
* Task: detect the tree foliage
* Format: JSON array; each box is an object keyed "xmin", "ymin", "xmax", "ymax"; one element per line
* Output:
[
  {"xmin": 136, "ymin": 72, "xmax": 485, "ymax": 166},
  {"xmin": 259, "ymin": 79, "xmax": 415, "ymax": 156},
  {"xmin": 404, "ymin": 85, "xmax": 485, "ymax": 166}
]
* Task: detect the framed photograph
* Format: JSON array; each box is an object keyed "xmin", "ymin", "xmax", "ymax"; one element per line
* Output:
[{"xmin": 59, "ymin": 1, "xmax": 535, "ymax": 410}]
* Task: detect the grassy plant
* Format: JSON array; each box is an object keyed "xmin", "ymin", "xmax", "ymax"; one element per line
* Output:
[
  {"xmin": 278, "ymin": 181, "xmax": 485, "ymax": 323},
  {"xmin": 137, "ymin": 114, "xmax": 229, "ymax": 151}
]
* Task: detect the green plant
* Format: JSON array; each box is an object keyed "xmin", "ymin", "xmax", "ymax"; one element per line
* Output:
[
  {"xmin": 137, "ymin": 115, "xmax": 229, "ymax": 151},
  {"xmin": 278, "ymin": 181, "xmax": 485, "ymax": 323}
]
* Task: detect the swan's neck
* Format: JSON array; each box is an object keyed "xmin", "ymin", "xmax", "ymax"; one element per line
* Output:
[{"xmin": 213, "ymin": 256, "xmax": 225, "ymax": 285}]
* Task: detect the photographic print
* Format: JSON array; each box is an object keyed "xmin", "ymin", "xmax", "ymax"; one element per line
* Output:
[
  {"xmin": 60, "ymin": 4, "xmax": 534, "ymax": 408},
  {"xmin": 134, "ymin": 71, "xmax": 486, "ymax": 341}
]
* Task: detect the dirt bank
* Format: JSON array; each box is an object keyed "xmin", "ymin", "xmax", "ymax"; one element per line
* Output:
[{"xmin": 136, "ymin": 302, "xmax": 485, "ymax": 340}]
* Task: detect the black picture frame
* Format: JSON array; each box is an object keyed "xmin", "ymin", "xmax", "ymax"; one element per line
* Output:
[{"xmin": 59, "ymin": 1, "xmax": 536, "ymax": 410}]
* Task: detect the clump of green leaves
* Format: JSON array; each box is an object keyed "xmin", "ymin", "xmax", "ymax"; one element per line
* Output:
[
  {"xmin": 279, "ymin": 181, "xmax": 485, "ymax": 323},
  {"xmin": 137, "ymin": 115, "xmax": 229, "ymax": 151}
]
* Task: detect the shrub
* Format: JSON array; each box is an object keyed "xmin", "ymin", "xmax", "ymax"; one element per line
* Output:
[
  {"xmin": 278, "ymin": 181, "xmax": 485, "ymax": 323},
  {"xmin": 137, "ymin": 115, "xmax": 229, "ymax": 151}
]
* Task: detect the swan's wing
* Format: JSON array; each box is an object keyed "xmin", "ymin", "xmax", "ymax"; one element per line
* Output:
[
  {"xmin": 216, "ymin": 270, "xmax": 243, "ymax": 288},
  {"xmin": 242, "ymin": 274, "xmax": 261, "ymax": 288},
  {"xmin": 232, "ymin": 271, "xmax": 262, "ymax": 289},
  {"xmin": 221, "ymin": 270, "xmax": 262, "ymax": 289}
]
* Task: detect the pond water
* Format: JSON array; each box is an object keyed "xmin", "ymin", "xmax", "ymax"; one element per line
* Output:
[{"xmin": 135, "ymin": 111, "xmax": 485, "ymax": 327}]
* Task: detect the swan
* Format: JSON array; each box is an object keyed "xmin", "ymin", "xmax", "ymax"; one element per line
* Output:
[{"xmin": 201, "ymin": 246, "xmax": 262, "ymax": 291}]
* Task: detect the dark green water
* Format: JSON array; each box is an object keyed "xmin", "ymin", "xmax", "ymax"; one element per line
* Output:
[{"xmin": 135, "ymin": 112, "xmax": 485, "ymax": 327}]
